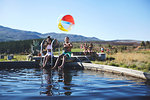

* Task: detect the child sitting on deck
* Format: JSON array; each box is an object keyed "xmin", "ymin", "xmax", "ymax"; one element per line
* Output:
[
  {"xmin": 52, "ymin": 37, "xmax": 73, "ymax": 69},
  {"xmin": 42, "ymin": 36, "xmax": 53, "ymax": 68},
  {"xmin": 88, "ymin": 42, "xmax": 93, "ymax": 54},
  {"xmin": 83, "ymin": 43, "xmax": 88, "ymax": 55}
]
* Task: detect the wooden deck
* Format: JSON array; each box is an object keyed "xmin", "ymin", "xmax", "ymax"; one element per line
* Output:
[
  {"xmin": 0, "ymin": 61, "xmax": 40, "ymax": 68},
  {"xmin": 32, "ymin": 55, "xmax": 92, "ymax": 63},
  {"xmin": 0, "ymin": 52, "xmax": 105, "ymax": 69}
]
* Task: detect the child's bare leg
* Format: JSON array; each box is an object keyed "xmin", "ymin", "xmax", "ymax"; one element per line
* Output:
[
  {"xmin": 53, "ymin": 56, "xmax": 61, "ymax": 69},
  {"xmin": 59, "ymin": 56, "xmax": 66, "ymax": 68},
  {"xmin": 43, "ymin": 56, "xmax": 48, "ymax": 68},
  {"xmin": 43, "ymin": 56, "xmax": 47, "ymax": 67},
  {"xmin": 47, "ymin": 55, "xmax": 51, "ymax": 62},
  {"xmin": 52, "ymin": 54, "xmax": 63, "ymax": 69},
  {"xmin": 43, "ymin": 55, "xmax": 51, "ymax": 68},
  {"xmin": 46, "ymin": 55, "xmax": 51, "ymax": 67}
]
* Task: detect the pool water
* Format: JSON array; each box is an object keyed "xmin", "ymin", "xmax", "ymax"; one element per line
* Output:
[{"xmin": 0, "ymin": 68, "xmax": 150, "ymax": 99}]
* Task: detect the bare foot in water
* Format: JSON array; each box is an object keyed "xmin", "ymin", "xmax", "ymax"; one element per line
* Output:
[
  {"xmin": 42, "ymin": 64, "xmax": 45, "ymax": 68},
  {"xmin": 58, "ymin": 67, "xmax": 62, "ymax": 70},
  {"xmin": 40, "ymin": 66, "xmax": 44, "ymax": 69},
  {"xmin": 51, "ymin": 66, "xmax": 56, "ymax": 70},
  {"xmin": 58, "ymin": 65, "xmax": 63, "ymax": 69}
]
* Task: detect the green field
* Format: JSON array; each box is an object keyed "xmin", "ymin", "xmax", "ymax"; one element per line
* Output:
[
  {"xmin": 92, "ymin": 50, "xmax": 150, "ymax": 72},
  {"xmin": 0, "ymin": 48, "xmax": 150, "ymax": 73},
  {"xmin": 0, "ymin": 55, "xmax": 27, "ymax": 61}
]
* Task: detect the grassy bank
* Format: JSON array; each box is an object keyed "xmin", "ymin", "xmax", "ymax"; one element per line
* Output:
[
  {"xmin": 92, "ymin": 50, "xmax": 150, "ymax": 72},
  {"xmin": 0, "ymin": 55, "xmax": 27, "ymax": 61}
]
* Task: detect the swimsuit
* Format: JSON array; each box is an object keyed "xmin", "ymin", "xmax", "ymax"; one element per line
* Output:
[
  {"xmin": 46, "ymin": 44, "xmax": 53, "ymax": 56},
  {"xmin": 62, "ymin": 51, "xmax": 72, "ymax": 58},
  {"xmin": 63, "ymin": 43, "xmax": 72, "ymax": 57},
  {"xmin": 89, "ymin": 47, "xmax": 93, "ymax": 51}
]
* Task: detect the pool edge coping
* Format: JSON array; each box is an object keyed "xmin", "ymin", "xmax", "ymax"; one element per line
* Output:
[{"xmin": 75, "ymin": 62, "xmax": 150, "ymax": 80}]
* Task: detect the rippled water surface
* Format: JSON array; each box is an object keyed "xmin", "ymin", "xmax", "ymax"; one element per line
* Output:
[{"xmin": 0, "ymin": 68, "xmax": 150, "ymax": 99}]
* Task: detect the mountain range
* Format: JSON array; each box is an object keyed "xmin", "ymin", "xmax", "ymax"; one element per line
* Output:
[
  {"xmin": 0, "ymin": 25, "xmax": 143, "ymax": 43},
  {"xmin": 0, "ymin": 25, "xmax": 101, "ymax": 42}
]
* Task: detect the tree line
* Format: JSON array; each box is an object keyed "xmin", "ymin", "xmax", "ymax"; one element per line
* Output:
[
  {"xmin": 0, "ymin": 39, "xmax": 149, "ymax": 54},
  {"xmin": 0, "ymin": 39, "xmax": 43, "ymax": 54},
  {"xmin": 141, "ymin": 41, "xmax": 150, "ymax": 49}
]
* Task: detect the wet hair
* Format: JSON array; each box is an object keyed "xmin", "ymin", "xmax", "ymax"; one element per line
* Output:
[
  {"xmin": 47, "ymin": 36, "xmax": 51, "ymax": 39},
  {"xmin": 65, "ymin": 37, "xmax": 69, "ymax": 39},
  {"xmin": 46, "ymin": 36, "xmax": 52, "ymax": 44}
]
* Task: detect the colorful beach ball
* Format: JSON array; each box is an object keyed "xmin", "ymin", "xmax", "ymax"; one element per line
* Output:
[{"xmin": 58, "ymin": 15, "xmax": 75, "ymax": 32}]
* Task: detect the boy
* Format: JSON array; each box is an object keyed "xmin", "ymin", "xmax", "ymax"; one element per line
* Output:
[{"xmin": 52, "ymin": 37, "xmax": 73, "ymax": 69}]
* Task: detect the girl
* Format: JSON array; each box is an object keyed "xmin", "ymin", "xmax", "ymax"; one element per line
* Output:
[{"xmin": 43, "ymin": 37, "xmax": 52, "ymax": 68}]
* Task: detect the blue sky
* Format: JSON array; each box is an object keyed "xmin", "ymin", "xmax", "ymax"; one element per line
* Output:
[{"xmin": 0, "ymin": 0, "xmax": 150, "ymax": 40}]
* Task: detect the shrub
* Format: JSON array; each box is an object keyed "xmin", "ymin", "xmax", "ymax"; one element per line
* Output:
[
  {"xmin": 140, "ymin": 64, "xmax": 146, "ymax": 70},
  {"xmin": 109, "ymin": 62, "xmax": 119, "ymax": 67},
  {"xmin": 147, "ymin": 63, "xmax": 150, "ymax": 71},
  {"xmin": 129, "ymin": 64, "xmax": 137, "ymax": 68},
  {"xmin": 120, "ymin": 64, "xmax": 129, "ymax": 68}
]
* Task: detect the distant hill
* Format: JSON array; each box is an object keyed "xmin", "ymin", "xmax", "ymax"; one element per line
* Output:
[
  {"xmin": 0, "ymin": 25, "xmax": 101, "ymax": 42},
  {"xmin": 0, "ymin": 25, "xmax": 41, "ymax": 41},
  {"xmin": 110, "ymin": 40, "xmax": 141, "ymax": 43},
  {"xmin": 0, "ymin": 25, "xmax": 143, "ymax": 43},
  {"xmin": 41, "ymin": 33, "xmax": 101, "ymax": 42}
]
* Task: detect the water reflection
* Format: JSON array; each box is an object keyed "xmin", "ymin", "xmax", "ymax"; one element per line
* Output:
[
  {"xmin": 0, "ymin": 67, "xmax": 150, "ymax": 98},
  {"xmin": 58, "ymin": 70, "xmax": 73, "ymax": 96},
  {"xmin": 40, "ymin": 68, "xmax": 76, "ymax": 96},
  {"xmin": 40, "ymin": 68, "xmax": 53, "ymax": 96}
]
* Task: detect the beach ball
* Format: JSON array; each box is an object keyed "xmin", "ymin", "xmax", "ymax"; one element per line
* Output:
[{"xmin": 58, "ymin": 15, "xmax": 75, "ymax": 32}]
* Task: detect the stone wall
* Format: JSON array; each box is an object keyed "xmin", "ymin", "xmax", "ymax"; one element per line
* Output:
[{"xmin": 75, "ymin": 62, "xmax": 150, "ymax": 80}]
